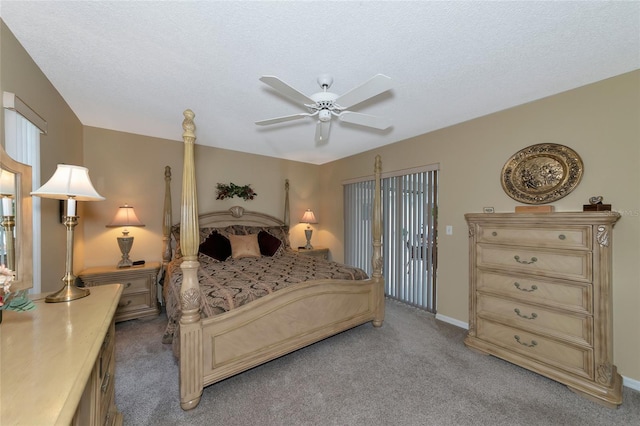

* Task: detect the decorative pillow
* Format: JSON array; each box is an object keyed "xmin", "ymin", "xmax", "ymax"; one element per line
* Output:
[
  {"xmin": 258, "ymin": 230, "xmax": 282, "ymax": 256},
  {"xmin": 198, "ymin": 231, "xmax": 232, "ymax": 261},
  {"xmin": 228, "ymin": 233, "xmax": 261, "ymax": 259}
]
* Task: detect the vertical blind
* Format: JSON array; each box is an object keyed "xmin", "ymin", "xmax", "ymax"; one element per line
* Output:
[
  {"xmin": 4, "ymin": 93, "xmax": 45, "ymax": 293},
  {"xmin": 344, "ymin": 165, "xmax": 438, "ymax": 312}
]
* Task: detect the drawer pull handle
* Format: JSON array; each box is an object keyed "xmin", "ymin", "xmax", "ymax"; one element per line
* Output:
[
  {"xmin": 101, "ymin": 372, "xmax": 111, "ymax": 393},
  {"xmin": 126, "ymin": 282, "xmax": 132, "ymax": 288},
  {"xmin": 514, "ymin": 335, "xmax": 537, "ymax": 348},
  {"xmin": 513, "ymin": 282, "xmax": 538, "ymax": 292},
  {"xmin": 118, "ymin": 300, "xmax": 132, "ymax": 308},
  {"xmin": 558, "ymin": 234, "xmax": 566, "ymax": 240},
  {"xmin": 492, "ymin": 231, "xmax": 498, "ymax": 237},
  {"xmin": 514, "ymin": 308, "xmax": 538, "ymax": 320},
  {"xmin": 514, "ymin": 255, "xmax": 537, "ymax": 264}
]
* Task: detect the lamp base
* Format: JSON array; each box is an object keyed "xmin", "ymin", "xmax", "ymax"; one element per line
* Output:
[
  {"xmin": 45, "ymin": 284, "xmax": 90, "ymax": 303},
  {"xmin": 116, "ymin": 235, "xmax": 134, "ymax": 268},
  {"xmin": 304, "ymin": 228, "xmax": 314, "ymax": 250}
]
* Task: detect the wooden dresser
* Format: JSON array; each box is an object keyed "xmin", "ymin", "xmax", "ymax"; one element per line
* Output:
[
  {"xmin": 79, "ymin": 262, "xmax": 160, "ymax": 322},
  {"xmin": 0, "ymin": 284, "xmax": 123, "ymax": 425},
  {"xmin": 464, "ymin": 212, "xmax": 622, "ymax": 407}
]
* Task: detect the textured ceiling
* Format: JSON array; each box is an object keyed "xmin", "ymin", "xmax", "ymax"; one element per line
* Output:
[{"xmin": 1, "ymin": 1, "xmax": 639, "ymax": 164}]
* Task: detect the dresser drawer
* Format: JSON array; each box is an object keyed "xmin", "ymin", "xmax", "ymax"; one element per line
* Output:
[
  {"xmin": 477, "ymin": 319, "xmax": 593, "ymax": 380},
  {"xmin": 477, "ymin": 245, "xmax": 591, "ymax": 282},
  {"xmin": 118, "ymin": 292, "xmax": 152, "ymax": 313},
  {"xmin": 477, "ymin": 271, "xmax": 591, "ymax": 314},
  {"xmin": 99, "ymin": 346, "xmax": 116, "ymax": 425},
  {"xmin": 477, "ymin": 224, "xmax": 591, "ymax": 250},
  {"xmin": 477, "ymin": 294, "xmax": 592, "ymax": 344}
]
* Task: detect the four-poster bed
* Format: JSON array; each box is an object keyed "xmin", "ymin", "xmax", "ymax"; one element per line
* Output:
[{"xmin": 164, "ymin": 109, "xmax": 385, "ymax": 410}]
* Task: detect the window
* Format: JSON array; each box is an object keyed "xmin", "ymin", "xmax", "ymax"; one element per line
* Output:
[
  {"xmin": 3, "ymin": 92, "xmax": 46, "ymax": 293},
  {"xmin": 344, "ymin": 164, "xmax": 439, "ymax": 312}
]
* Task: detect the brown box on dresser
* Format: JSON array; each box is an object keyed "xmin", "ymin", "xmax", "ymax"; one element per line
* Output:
[
  {"xmin": 464, "ymin": 212, "xmax": 622, "ymax": 408},
  {"xmin": 79, "ymin": 262, "xmax": 161, "ymax": 322}
]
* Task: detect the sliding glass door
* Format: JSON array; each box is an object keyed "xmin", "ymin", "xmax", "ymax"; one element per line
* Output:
[{"xmin": 344, "ymin": 165, "xmax": 438, "ymax": 312}]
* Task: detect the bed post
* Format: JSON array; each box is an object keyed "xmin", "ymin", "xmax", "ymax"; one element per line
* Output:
[
  {"xmin": 284, "ymin": 179, "xmax": 290, "ymax": 228},
  {"xmin": 179, "ymin": 109, "xmax": 203, "ymax": 410},
  {"xmin": 161, "ymin": 166, "xmax": 172, "ymax": 288},
  {"xmin": 372, "ymin": 154, "xmax": 385, "ymax": 327}
]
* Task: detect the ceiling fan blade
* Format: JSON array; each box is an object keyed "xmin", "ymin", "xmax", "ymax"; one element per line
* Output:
[
  {"xmin": 334, "ymin": 74, "xmax": 392, "ymax": 109},
  {"xmin": 255, "ymin": 113, "xmax": 310, "ymax": 126},
  {"xmin": 315, "ymin": 120, "xmax": 331, "ymax": 145},
  {"xmin": 259, "ymin": 76, "xmax": 315, "ymax": 105},
  {"xmin": 338, "ymin": 111, "xmax": 391, "ymax": 130}
]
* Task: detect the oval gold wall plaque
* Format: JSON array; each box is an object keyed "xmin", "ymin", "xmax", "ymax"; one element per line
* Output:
[{"xmin": 501, "ymin": 143, "xmax": 584, "ymax": 205}]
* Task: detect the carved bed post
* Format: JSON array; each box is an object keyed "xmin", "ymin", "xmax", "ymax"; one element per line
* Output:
[
  {"xmin": 284, "ymin": 179, "xmax": 290, "ymax": 228},
  {"xmin": 179, "ymin": 109, "xmax": 203, "ymax": 410},
  {"xmin": 372, "ymin": 155, "xmax": 385, "ymax": 327},
  {"xmin": 161, "ymin": 166, "xmax": 172, "ymax": 285}
]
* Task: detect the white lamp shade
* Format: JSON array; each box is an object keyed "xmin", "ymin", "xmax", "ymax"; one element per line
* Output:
[
  {"xmin": 300, "ymin": 209, "xmax": 318, "ymax": 224},
  {"xmin": 106, "ymin": 205, "xmax": 145, "ymax": 228},
  {"xmin": 31, "ymin": 164, "xmax": 104, "ymax": 201},
  {"xmin": 0, "ymin": 169, "xmax": 16, "ymax": 196}
]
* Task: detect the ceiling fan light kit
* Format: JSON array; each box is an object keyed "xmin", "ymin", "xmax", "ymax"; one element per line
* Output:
[{"xmin": 256, "ymin": 74, "xmax": 393, "ymax": 144}]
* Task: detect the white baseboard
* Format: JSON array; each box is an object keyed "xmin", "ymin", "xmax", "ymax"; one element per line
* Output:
[
  {"xmin": 623, "ymin": 375, "xmax": 640, "ymax": 391},
  {"xmin": 435, "ymin": 313, "xmax": 468, "ymax": 330},
  {"xmin": 434, "ymin": 313, "xmax": 640, "ymax": 392}
]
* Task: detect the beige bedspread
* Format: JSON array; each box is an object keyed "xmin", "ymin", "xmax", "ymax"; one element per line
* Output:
[{"xmin": 162, "ymin": 249, "xmax": 368, "ymax": 344}]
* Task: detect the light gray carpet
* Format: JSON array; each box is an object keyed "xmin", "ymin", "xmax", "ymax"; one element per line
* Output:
[{"xmin": 115, "ymin": 300, "xmax": 640, "ymax": 425}]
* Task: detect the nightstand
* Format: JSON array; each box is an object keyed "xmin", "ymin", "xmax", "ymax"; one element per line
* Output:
[
  {"xmin": 79, "ymin": 262, "xmax": 160, "ymax": 322},
  {"xmin": 297, "ymin": 247, "xmax": 329, "ymax": 260}
]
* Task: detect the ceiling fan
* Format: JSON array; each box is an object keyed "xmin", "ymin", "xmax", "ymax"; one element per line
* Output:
[{"xmin": 255, "ymin": 74, "xmax": 393, "ymax": 144}]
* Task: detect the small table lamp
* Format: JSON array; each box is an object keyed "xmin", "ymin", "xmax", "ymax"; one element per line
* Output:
[
  {"xmin": 300, "ymin": 209, "xmax": 318, "ymax": 250},
  {"xmin": 106, "ymin": 205, "xmax": 145, "ymax": 268},
  {"xmin": 31, "ymin": 164, "xmax": 105, "ymax": 303}
]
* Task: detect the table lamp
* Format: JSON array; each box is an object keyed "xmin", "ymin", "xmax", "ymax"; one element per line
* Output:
[
  {"xmin": 32, "ymin": 164, "xmax": 105, "ymax": 302},
  {"xmin": 300, "ymin": 209, "xmax": 318, "ymax": 250},
  {"xmin": 106, "ymin": 205, "xmax": 145, "ymax": 268}
]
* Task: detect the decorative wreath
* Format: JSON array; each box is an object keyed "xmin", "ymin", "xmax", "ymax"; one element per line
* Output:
[{"xmin": 216, "ymin": 183, "xmax": 257, "ymax": 201}]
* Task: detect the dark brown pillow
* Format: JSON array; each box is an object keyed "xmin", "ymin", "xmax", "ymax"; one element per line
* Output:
[
  {"xmin": 199, "ymin": 231, "xmax": 231, "ymax": 261},
  {"xmin": 258, "ymin": 230, "xmax": 282, "ymax": 256}
]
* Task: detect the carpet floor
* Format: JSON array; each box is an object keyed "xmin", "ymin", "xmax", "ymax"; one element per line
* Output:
[{"xmin": 115, "ymin": 300, "xmax": 640, "ymax": 425}]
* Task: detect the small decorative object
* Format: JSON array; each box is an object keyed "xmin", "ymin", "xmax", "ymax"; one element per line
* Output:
[
  {"xmin": 515, "ymin": 205, "xmax": 555, "ymax": 213},
  {"xmin": 300, "ymin": 209, "xmax": 318, "ymax": 249},
  {"xmin": 216, "ymin": 183, "xmax": 257, "ymax": 201},
  {"xmin": 0, "ymin": 264, "xmax": 36, "ymax": 323},
  {"xmin": 501, "ymin": 143, "xmax": 583, "ymax": 205},
  {"xmin": 583, "ymin": 195, "xmax": 612, "ymax": 212},
  {"xmin": 106, "ymin": 204, "xmax": 146, "ymax": 268}
]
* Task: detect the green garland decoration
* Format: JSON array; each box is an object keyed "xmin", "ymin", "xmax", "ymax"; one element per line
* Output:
[{"xmin": 216, "ymin": 183, "xmax": 257, "ymax": 201}]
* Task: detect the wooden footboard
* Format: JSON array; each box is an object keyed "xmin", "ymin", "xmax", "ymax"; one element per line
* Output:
[{"xmin": 174, "ymin": 110, "xmax": 384, "ymax": 410}]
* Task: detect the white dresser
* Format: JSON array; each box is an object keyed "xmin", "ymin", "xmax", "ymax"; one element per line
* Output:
[{"xmin": 464, "ymin": 212, "xmax": 621, "ymax": 407}]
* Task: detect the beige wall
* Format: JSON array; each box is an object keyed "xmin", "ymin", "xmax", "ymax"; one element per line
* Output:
[
  {"xmin": 81, "ymin": 126, "xmax": 320, "ymax": 268},
  {"xmin": 1, "ymin": 22, "xmax": 85, "ymax": 293},
  {"xmin": 320, "ymin": 70, "xmax": 640, "ymax": 382}
]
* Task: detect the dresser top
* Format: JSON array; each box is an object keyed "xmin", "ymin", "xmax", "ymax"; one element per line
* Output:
[{"xmin": 0, "ymin": 284, "xmax": 122, "ymax": 425}]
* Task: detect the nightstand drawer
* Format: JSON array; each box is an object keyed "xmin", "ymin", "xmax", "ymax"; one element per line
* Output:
[
  {"xmin": 121, "ymin": 276, "xmax": 150, "ymax": 294},
  {"xmin": 117, "ymin": 292, "xmax": 152, "ymax": 313}
]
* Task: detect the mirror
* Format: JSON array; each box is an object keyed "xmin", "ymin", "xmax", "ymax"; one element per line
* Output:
[{"xmin": 0, "ymin": 144, "xmax": 32, "ymax": 291}]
